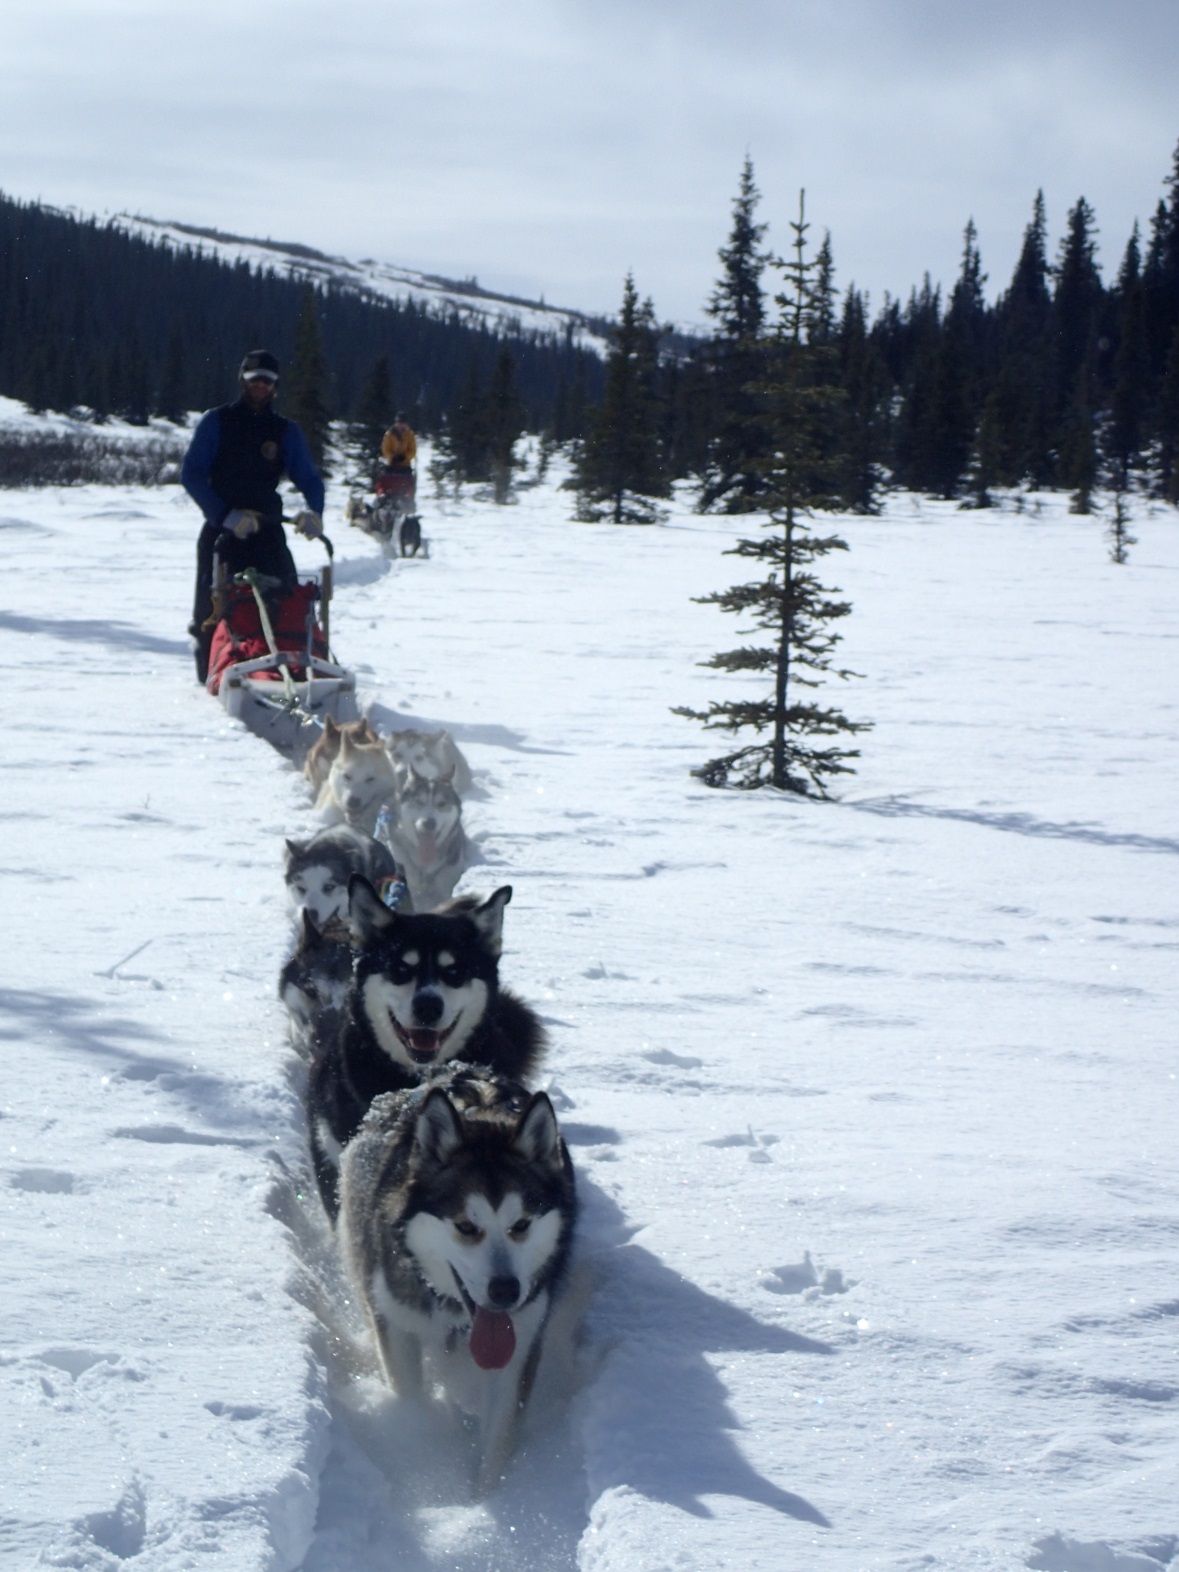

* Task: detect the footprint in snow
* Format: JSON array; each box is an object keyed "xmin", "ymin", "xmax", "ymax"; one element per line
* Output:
[
  {"xmin": 641, "ymin": 1047, "xmax": 705, "ymax": 1070},
  {"xmin": 762, "ymin": 1252, "xmax": 855, "ymax": 1297},
  {"xmin": 9, "ymin": 1167, "xmax": 77, "ymax": 1194},
  {"xmin": 705, "ymin": 1126, "xmax": 780, "ymax": 1162},
  {"xmin": 1028, "ymin": 1531, "xmax": 1178, "ymax": 1572}
]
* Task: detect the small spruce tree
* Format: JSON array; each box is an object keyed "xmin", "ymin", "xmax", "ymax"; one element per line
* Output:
[
  {"xmin": 675, "ymin": 192, "xmax": 870, "ymax": 795},
  {"xmin": 1106, "ymin": 487, "xmax": 1137, "ymax": 564}
]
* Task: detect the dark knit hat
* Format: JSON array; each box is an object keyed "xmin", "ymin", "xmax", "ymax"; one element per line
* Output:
[{"xmin": 239, "ymin": 349, "xmax": 280, "ymax": 381}]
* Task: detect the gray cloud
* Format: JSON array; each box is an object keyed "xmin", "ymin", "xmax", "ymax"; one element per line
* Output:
[{"xmin": 2, "ymin": 0, "xmax": 1176, "ymax": 323}]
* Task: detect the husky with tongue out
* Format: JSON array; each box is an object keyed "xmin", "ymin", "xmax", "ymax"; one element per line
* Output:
[
  {"xmin": 338, "ymin": 1063, "xmax": 576, "ymax": 1491},
  {"xmin": 307, "ymin": 875, "xmax": 545, "ymax": 1218}
]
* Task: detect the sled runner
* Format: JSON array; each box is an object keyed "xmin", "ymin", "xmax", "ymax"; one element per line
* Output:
[{"xmin": 206, "ymin": 553, "xmax": 357, "ymax": 758}]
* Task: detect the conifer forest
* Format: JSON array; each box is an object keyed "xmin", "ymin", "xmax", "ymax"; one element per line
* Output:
[{"xmin": 2, "ymin": 134, "xmax": 1179, "ymax": 510}]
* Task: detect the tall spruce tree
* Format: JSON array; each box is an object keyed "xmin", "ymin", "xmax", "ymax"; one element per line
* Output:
[
  {"xmin": 285, "ymin": 285, "xmax": 333, "ymax": 474},
  {"xmin": 572, "ymin": 273, "xmax": 668, "ymax": 524},
  {"xmin": 1052, "ymin": 196, "xmax": 1103, "ymax": 499},
  {"xmin": 926, "ymin": 220, "xmax": 989, "ymax": 500},
  {"xmin": 485, "ymin": 346, "xmax": 525, "ymax": 503},
  {"xmin": 836, "ymin": 284, "xmax": 886, "ymax": 511},
  {"xmin": 698, "ymin": 158, "xmax": 770, "ymax": 512},
  {"xmin": 1107, "ymin": 228, "xmax": 1148, "ymax": 489},
  {"xmin": 981, "ymin": 192, "xmax": 1054, "ymax": 487},
  {"xmin": 351, "ymin": 353, "xmax": 393, "ymax": 469},
  {"xmin": 675, "ymin": 193, "xmax": 869, "ymax": 795}
]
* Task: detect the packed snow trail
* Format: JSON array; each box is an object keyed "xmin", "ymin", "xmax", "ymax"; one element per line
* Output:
[{"xmin": 1, "ymin": 467, "xmax": 1177, "ymax": 1570}]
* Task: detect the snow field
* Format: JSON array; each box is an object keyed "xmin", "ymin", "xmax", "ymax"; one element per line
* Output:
[{"xmin": 1, "ymin": 462, "xmax": 1177, "ymax": 1570}]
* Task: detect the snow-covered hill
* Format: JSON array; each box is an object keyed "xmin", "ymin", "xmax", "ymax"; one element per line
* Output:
[
  {"xmin": 112, "ymin": 214, "xmax": 615, "ymax": 352},
  {"xmin": 2, "ymin": 459, "xmax": 1177, "ymax": 1570}
]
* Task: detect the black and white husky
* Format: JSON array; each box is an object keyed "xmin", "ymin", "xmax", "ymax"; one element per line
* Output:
[
  {"xmin": 278, "ymin": 909, "xmax": 353, "ymax": 1058},
  {"xmin": 284, "ymin": 824, "xmax": 407, "ymax": 927},
  {"xmin": 376, "ymin": 768, "xmax": 468, "ymax": 912},
  {"xmin": 338, "ymin": 1063, "xmax": 576, "ymax": 1490},
  {"xmin": 307, "ymin": 877, "xmax": 545, "ymax": 1217}
]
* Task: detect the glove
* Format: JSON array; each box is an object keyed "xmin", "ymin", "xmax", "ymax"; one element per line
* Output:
[
  {"xmin": 224, "ymin": 508, "xmax": 261, "ymax": 540},
  {"xmin": 293, "ymin": 509, "xmax": 324, "ymax": 539}
]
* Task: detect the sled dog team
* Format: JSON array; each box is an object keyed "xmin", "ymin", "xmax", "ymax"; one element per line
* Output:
[{"xmin": 281, "ymin": 719, "xmax": 575, "ymax": 1490}]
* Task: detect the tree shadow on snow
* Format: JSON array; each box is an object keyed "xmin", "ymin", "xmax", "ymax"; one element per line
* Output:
[
  {"xmin": 849, "ymin": 795, "xmax": 1179, "ymax": 856},
  {"xmin": 580, "ymin": 1180, "xmax": 833, "ymax": 1528},
  {"xmin": 0, "ymin": 610, "xmax": 189, "ymax": 658},
  {"xmin": 0, "ymin": 986, "xmax": 278, "ymax": 1142}
]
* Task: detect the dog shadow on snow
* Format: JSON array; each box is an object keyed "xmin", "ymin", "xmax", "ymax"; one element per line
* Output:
[
  {"xmin": 576, "ymin": 1176, "xmax": 834, "ymax": 1530},
  {"xmin": 366, "ymin": 701, "xmax": 573, "ymax": 761}
]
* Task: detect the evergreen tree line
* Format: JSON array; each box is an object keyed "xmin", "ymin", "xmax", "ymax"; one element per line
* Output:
[
  {"xmin": 0, "ymin": 192, "xmax": 602, "ymax": 446},
  {"xmin": 574, "ymin": 140, "xmax": 1179, "ymax": 517}
]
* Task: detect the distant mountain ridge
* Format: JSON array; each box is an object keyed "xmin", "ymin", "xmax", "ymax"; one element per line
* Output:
[{"xmin": 113, "ymin": 214, "xmax": 616, "ymax": 354}]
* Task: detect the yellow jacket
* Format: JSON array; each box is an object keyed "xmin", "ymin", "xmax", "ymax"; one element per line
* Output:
[{"xmin": 381, "ymin": 423, "xmax": 417, "ymax": 467}]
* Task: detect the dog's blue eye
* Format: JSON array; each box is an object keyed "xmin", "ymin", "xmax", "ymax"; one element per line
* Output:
[
  {"xmin": 508, "ymin": 1218, "xmax": 532, "ymax": 1240},
  {"xmin": 323, "ymin": 880, "xmax": 338, "ymax": 893}
]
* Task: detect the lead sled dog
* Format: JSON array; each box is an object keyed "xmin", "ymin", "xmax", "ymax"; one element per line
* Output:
[
  {"xmin": 338, "ymin": 1063, "xmax": 577, "ymax": 1491},
  {"xmin": 307, "ymin": 876, "xmax": 546, "ymax": 1217}
]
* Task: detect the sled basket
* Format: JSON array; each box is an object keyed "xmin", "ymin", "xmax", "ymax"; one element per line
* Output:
[
  {"xmin": 375, "ymin": 469, "xmax": 415, "ymax": 501},
  {"xmin": 206, "ymin": 580, "xmax": 327, "ymax": 696}
]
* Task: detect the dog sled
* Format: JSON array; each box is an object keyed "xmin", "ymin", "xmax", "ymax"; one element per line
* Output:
[
  {"xmin": 345, "ymin": 467, "xmax": 425, "ymax": 558},
  {"xmin": 205, "ymin": 544, "xmax": 358, "ymax": 760}
]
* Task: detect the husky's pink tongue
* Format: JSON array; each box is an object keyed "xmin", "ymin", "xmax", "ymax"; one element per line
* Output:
[{"xmin": 469, "ymin": 1307, "xmax": 516, "ymax": 1370}]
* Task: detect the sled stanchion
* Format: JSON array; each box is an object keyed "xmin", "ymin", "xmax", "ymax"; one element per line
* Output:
[
  {"xmin": 321, "ymin": 563, "xmax": 332, "ymax": 653},
  {"xmin": 242, "ymin": 569, "xmax": 298, "ymax": 702}
]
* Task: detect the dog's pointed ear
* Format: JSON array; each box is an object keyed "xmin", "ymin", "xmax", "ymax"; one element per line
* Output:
[
  {"xmin": 513, "ymin": 1092, "xmax": 562, "ymax": 1169},
  {"xmin": 415, "ymin": 1089, "xmax": 464, "ymax": 1166},
  {"xmin": 468, "ymin": 886, "xmax": 512, "ymax": 955},
  {"xmin": 323, "ymin": 715, "xmax": 340, "ymax": 741},
  {"xmin": 283, "ymin": 837, "xmax": 302, "ymax": 869},
  {"xmin": 349, "ymin": 873, "xmax": 394, "ymax": 942}
]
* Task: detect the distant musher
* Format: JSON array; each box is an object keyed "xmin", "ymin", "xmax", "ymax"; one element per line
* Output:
[
  {"xmin": 181, "ymin": 349, "xmax": 326, "ymax": 682},
  {"xmin": 380, "ymin": 411, "xmax": 417, "ymax": 477}
]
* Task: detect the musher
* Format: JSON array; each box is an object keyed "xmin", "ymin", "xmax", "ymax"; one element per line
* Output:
[
  {"xmin": 379, "ymin": 411, "xmax": 417, "ymax": 475},
  {"xmin": 181, "ymin": 349, "xmax": 326, "ymax": 682}
]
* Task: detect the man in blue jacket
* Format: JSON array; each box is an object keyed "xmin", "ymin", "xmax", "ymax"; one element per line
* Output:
[{"xmin": 182, "ymin": 349, "xmax": 326, "ymax": 681}]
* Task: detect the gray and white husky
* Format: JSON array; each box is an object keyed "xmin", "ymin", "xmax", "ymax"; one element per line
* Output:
[
  {"xmin": 385, "ymin": 728, "xmax": 473, "ymax": 796},
  {"xmin": 338, "ymin": 1063, "xmax": 577, "ymax": 1490},
  {"xmin": 284, "ymin": 823, "xmax": 407, "ymax": 927},
  {"xmin": 278, "ymin": 909, "xmax": 354, "ymax": 1058},
  {"xmin": 377, "ymin": 768, "xmax": 468, "ymax": 911}
]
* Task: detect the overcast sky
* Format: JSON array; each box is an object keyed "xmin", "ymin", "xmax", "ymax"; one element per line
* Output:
[{"xmin": 3, "ymin": 0, "xmax": 1177, "ymax": 326}]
